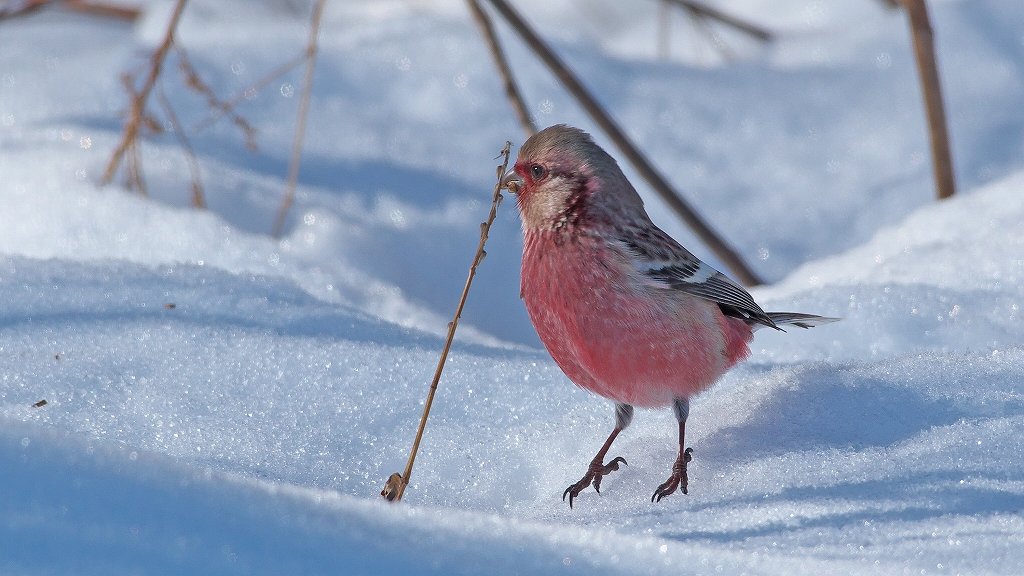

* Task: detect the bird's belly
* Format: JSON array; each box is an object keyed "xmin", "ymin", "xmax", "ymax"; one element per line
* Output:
[{"xmin": 522, "ymin": 237, "xmax": 749, "ymax": 407}]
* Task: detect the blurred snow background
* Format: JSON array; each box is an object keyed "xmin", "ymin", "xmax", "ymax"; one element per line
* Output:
[{"xmin": 1, "ymin": 0, "xmax": 1024, "ymax": 573}]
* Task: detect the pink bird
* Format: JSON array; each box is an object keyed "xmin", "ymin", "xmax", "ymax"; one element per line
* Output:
[{"xmin": 502, "ymin": 125, "xmax": 838, "ymax": 508}]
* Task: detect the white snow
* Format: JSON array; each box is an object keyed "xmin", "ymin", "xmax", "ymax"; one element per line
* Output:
[{"xmin": 2, "ymin": 0, "xmax": 1024, "ymax": 573}]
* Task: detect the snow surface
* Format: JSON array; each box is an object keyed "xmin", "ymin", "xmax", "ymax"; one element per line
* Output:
[{"xmin": 2, "ymin": 0, "xmax": 1024, "ymax": 573}]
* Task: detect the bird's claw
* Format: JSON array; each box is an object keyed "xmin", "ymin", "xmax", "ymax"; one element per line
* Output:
[
  {"xmin": 563, "ymin": 456, "xmax": 627, "ymax": 508},
  {"xmin": 652, "ymin": 447, "xmax": 693, "ymax": 503}
]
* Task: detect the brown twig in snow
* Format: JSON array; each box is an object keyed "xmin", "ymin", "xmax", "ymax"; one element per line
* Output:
[
  {"xmin": 466, "ymin": 0, "xmax": 536, "ymax": 137},
  {"xmin": 271, "ymin": 0, "xmax": 326, "ymax": 238},
  {"xmin": 665, "ymin": 0, "xmax": 772, "ymax": 42},
  {"xmin": 902, "ymin": 0, "xmax": 955, "ymax": 199},
  {"xmin": 101, "ymin": 0, "xmax": 188, "ymax": 191},
  {"xmin": 122, "ymin": 132, "xmax": 146, "ymax": 194},
  {"xmin": 657, "ymin": 0, "xmax": 766, "ymax": 64},
  {"xmin": 156, "ymin": 87, "xmax": 205, "ymax": 208},
  {"xmin": 189, "ymin": 51, "xmax": 308, "ymax": 133},
  {"xmin": 382, "ymin": 142, "xmax": 512, "ymax": 503},
  {"xmin": 485, "ymin": 0, "xmax": 764, "ymax": 286},
  {"xmin": 0, "ymin": 0, "xmax": 139, "ymax": 21},
  {"xmin": 175, "ymin": 46, "xmax": 258, "ymax": 151}
]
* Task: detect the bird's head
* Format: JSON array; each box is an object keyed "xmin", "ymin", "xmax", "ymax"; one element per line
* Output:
[{"xmin": 502, "ymin": 125, "xmax": 642, "ymax": 232}]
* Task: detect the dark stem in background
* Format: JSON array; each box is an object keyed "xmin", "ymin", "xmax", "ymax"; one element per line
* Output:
[
  {"xmin": 664, "ymin": 0, "xmax": 772, "ymax": 42},
  {"xmin": 0, "ymin": 0, "xmax": 140, "ymax": 21},
  {"xmin": 273, "ymin": 0, "xmax": 326, "ymax": 238},
  {"xmin": 382, "ymin": 143, "xmax": 512, "ymax": 503},
  {"xmin": 484, "ymin": 0, "xmax": 764, "ymax": 286},
  {"xmin": 903, "ymin": 0, "xmax": 956, "ymax": 200},
  {"xmin": 466, "ymin": 0, "xmax": 536, "ymax": 137}
]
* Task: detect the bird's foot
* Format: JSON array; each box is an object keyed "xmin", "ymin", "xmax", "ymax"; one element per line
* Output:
[
  {"xmin": 652, "ymin": 447, "xmax": 693, "ymax": 503},
  {"xmin": 563, "ymin": 456, "xmax": 627, "ymax": 509}
]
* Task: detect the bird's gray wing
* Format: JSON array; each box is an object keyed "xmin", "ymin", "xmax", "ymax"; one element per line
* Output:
[{"xmin": 619, "ymin": 230, "xmax": 778, "ymax": 330}]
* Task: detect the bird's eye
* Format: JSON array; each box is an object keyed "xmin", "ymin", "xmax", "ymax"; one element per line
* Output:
[{"xmin": 530, "ymin": 164, "xmax": 546, "ymax": 179}]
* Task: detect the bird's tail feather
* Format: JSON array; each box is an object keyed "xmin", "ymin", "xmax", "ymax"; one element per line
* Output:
[{"xmin": 764, "ymin": 312, "xmax": 841, "ymax": 330}]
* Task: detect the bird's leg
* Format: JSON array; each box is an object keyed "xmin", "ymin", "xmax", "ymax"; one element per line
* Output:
[
  {"xmin": 563, "ymin": 403, "xmax": 633, "ymax": 508},
  {"xmin": 652, "ymin": 397, "xmax": 693, "ymax": 503}
]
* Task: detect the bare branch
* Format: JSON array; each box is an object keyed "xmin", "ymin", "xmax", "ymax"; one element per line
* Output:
[
  {"xmin": 157, "ymin": 87, "xmax": 206, "ymax": 208},
  {"xmin": 101, "ymin": 0, "xmax": 188, "ymax": 189},
  {"xmin": 665, "ymin": 0, "xmax": 772, "ymax": 42},
  {"xmin": 189, "ymin": 52, "xmax": 308, "ymax": 133},
  {"xmin": 0, "ymin": 0, "xmax": 52, "ymax": 21},
  {"xmin": 65, "ymin": 0, "xmax": 140, "ymax": 20},
  {"xmin": 466, "ymin": 0, "xmax": 536, "ymax": 137},
  {"xmin": 175, "ymin": 46, "xmax": 258, "ymax": 151},
  {"xmin": 903, "ymin": 0, "xmax": 955, "ymax": 199},
  {"xmin": 272, "ymin": 0, "xmax": 326, "ymax": 238},
  {"xmin": 0, "ymin": 0, "xmax": 140, "ymax": 21},
  {"xmin": 689, "ymin": 10, "xmax": 737, "ymax": 63}
]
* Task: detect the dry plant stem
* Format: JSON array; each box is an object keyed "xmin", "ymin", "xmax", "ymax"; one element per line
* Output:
[
  {"xmin": 272, "ymin": 0, "xmax": 326, "ymax": 239},
  {"xmin": 382, "ymin": 142, "xmax": 512, "ymax": 503},
  {"xmin": 190, "ymin": 52, "xmax": 308, "ymax": 133},
  {"xmin": 65, "ymin": 0, "xmax": 140, "ymax": 20},
  {"xmin": 0, "ymin": 0, "xmax": 140, "ymax": 21},
  {"xmin": 665, "ymin": 0, "xmax": 771, "ymax": 42},
  {"xmin": 0, "ymin": 0, "xmax": 50, "ymax": 20},
  {"xmin": 157, "ymin": 88, "xmax": 206, "ymax": 208},
  {"xmin": 485, "ymin": 0, "xmax": 764, "ymax": 287},
  {"xmin": 466, "ymin": 0, "xmax": 536, "ymax": 137},
  {"xmin": 100, "ymin": 0, "xmax": 188, "ymax": 189},
  {"xmin": 124, "ymin": 138, "xmax": 145, "ymax": 195},
  {"xmin": 903, "ymin": 0, "xmax": 955, "ymax": 200},
  {"xmin": 174, "ymin": 47, "xmax": 258, "ymax": 151}
]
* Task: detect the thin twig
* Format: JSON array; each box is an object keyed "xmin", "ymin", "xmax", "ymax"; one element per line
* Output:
[
  {"xmin": 0, "ymin": 0, "xmax": 52, "ymax": 20},
  {"xmin": 272, "ymin": 0, "xmax": 325, "ymax": 238},
  {"xmin": 466, "ymin": 0, "xmax": 536, "ymax": 137},
  {"xmin": 175, "ymin": 46, "xmax": 258, "ymax": 151},
  {"xmin": 65, "ymin": 0, "xmax": 140, "ymax": 20},
  {"xmin": 903, "ymin": 0, "xmax": 955, "ymax": 199},
  {"xmin": 157, "ymin": 87, "xmax": 206, "ymax": 208},
  {"xmin": 0, "ymin": 0, "xmax": 140, "ymax": 21},
  {"xmin": 382, "ymin": 142, "xmax": 512, "ymax": 503},
  {"xmin": 123, "ymin": 136, "xmax": 145, "ymax": 195},
  {"xmin": 101, "ymin": 0, "xmax": 188, "ymax": 189},
  {"xmin": 189, "ymin": 51, "xmax": 308, "ymax": 133},
  {"xmin": 665, "ymin": 0, "xmax": 772, "ymax": 42},
  {"xmin": 485, "ymin": 0, "xmax": 764, "ymax": 286}
]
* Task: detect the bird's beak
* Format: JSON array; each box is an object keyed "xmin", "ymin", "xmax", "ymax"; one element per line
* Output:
[{"xmin": 501, "ymin": 168, "xmax": 524, "ymax": 195}]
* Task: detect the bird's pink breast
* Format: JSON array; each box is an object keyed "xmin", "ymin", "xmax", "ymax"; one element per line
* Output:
[{"xmin": 521, "ymin": 231, "xmax": 751, "ymax": 408}]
